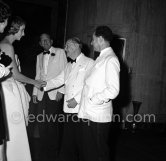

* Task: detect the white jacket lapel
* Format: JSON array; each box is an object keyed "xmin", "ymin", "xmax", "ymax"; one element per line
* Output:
[
  {"xmin": 66, "ymin": 54, "xmax": 85, "ymax": 83},
  {"xmin": 47, "ymin": 48, "xmax": 57, "ymax": 75}
]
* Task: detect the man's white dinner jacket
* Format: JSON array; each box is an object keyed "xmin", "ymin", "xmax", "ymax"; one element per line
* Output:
[
  {"xmin": 33, "ymin": 46, "xmax": 67, "ymax": 101},
  {"xmin": 46, "ymin": 53, "xmax": 94, "ymax": 113},
  {"xmin": 78, "ymin": 47, "xmax": 120, "ymax": 122}
]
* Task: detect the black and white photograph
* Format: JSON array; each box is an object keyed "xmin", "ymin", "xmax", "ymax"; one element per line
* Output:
[{"xmin": 0, "ymin": 0, "xmax": 166, "ymax": 161}]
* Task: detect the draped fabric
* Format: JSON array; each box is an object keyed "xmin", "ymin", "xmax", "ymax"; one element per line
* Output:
[{"xmin": 1, "ymin": 54, "xmax": 31, "ymax": 161}]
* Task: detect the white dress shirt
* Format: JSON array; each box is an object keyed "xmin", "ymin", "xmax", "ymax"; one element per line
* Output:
[
  {"xmin": 43, "ymin": 48, "xmax": 53, "ymax": 74},
  {"xmin": 43, "ymin": 54, "xmax": 49, "ymax": 74}
]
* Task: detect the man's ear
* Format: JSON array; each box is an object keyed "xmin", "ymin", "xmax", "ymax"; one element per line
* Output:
[
  {"xmin": 99, "ymin": 36, "xmax": 104, "ymax": 43},
  {"xmin": 74, "ymin": 43, "xmax": 79, "ymax": 49},
  {"xmin": 39, "ymin": 41, "xmax": 42, "ymax": 47},
  {"xmin": 50, "ymin": 40, "xmax": 53, "ymax": 46},
  {"xmin": 98, "ymin": 36, "xmax": 105, "ymax": 46}
]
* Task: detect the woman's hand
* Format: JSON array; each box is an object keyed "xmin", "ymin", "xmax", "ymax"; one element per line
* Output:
[{"xmin": 34, "ymin": 80, "xmax": 47, "ymax": 89}]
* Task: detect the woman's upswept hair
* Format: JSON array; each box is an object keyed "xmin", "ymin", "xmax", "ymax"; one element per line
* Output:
[
  {"xmin": 0, "ymin": 2, "xmax": 11, "ymax": 23},
  {"xmin": 6, "ymin": 16, "xmax": 26, "ymax": 35}
]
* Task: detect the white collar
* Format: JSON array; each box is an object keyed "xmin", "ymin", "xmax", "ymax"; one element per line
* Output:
[
  {"xmin": 76, "ymin": 53, "xmax": 83, "ymax": 62},
  {"xmin": 49, "ymin": 46, "xmax": 53, "ymax": 53},
  {"xmin": 99, "ymin": 47, "xmax": 111, "ymax": 57}
]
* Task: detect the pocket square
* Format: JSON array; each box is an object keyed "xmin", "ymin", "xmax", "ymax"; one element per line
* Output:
[{"xmin": 79, "ymin": 68, "xmax": 85, "ymax": 71}]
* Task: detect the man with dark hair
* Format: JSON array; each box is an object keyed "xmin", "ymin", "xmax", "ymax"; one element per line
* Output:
[
  {"xmin": 45, "ymin": 37, "xmax": 94, "ymax": 161},
  {"xmin": 78, "ymin": 25, "xmax": 120, "ymax": 161},
  {"xmin": 95, "ymin": 25, "xmax": 113, "ymax": 42}
]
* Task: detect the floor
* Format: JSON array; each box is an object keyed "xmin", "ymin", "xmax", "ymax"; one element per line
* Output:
[
  {"xmin": 29, "ymin": 123, "xmax": 166, "ymax": 161},
  {"xmin": 114, "ymin": 129, "xmax": 166, "ymax": 161}
]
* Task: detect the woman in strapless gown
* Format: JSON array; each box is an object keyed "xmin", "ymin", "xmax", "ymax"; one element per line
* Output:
[
  {"xmin": 1, "ymin": 69, "xmax": 31, "ymax": 161},
  {"xmin": 0, "ymin": 51, "xmax": 12, "ymax": 161},
  {"xmin": 0, "ymin": 16, "xmax": 45, "ymax": 161}
]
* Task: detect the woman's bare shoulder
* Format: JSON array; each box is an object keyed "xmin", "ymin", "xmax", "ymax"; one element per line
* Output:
[{"xmin": 0, "ymin": 41, "xmax": 14, "ymax": 56}]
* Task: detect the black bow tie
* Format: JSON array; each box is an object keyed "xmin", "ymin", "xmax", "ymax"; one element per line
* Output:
[
  {"xmin": 67, "ymin": 57, "xmax": 76, "ymax": 64},
  {"xmin": 43, "ymin": 51, "xmax": 50, "ymax": 55}
]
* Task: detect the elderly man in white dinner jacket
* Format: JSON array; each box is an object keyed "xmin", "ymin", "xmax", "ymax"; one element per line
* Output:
[
  {"xmin": 45, "ymin": 37, "xmax": 94, "ymax": 161},
  {"xmin": 78, "ymin": 26, "xmax": 120, "ymax": 161},
  {"xmin": 32, "ymin": 33, "xmax": 67, "ymax": 160}
]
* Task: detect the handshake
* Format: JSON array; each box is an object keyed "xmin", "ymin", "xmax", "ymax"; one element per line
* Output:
[{"xmin": 34, "ymin": 79, "xmax": 47, "ymax": 91}]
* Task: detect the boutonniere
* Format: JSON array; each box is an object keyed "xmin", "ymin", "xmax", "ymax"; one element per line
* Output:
[{"xmin": 51, "ymin": 53, "xmax": 56, "ymax": 56}]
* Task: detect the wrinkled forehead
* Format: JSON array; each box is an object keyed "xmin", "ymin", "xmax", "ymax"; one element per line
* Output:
[
  {"xmin": 40, "ymin": 34, "xmax": 50, "ymax": 40},
  {"xmin": 65, "ymin": 40, "xmax": 77, "ymax": 49},
  {"xmin": 20, "ymin": 24, "xmax": 25, "ymax": 30},
  {"xmin": 66, "ymin": 39, "xmax": 76, "ymax": 45}
]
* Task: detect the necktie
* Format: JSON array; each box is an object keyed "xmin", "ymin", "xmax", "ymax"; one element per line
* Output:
[
  {"xmin": 43, "ymin": 51, "xmax": 50, "ymax": 55},
  {"xmin": 67, "ymin": 57, "xmax": 76, "ymax": 63},
  {"xmin": 43, "ymin": 51, "xmax": 56, "ymax": 56}
]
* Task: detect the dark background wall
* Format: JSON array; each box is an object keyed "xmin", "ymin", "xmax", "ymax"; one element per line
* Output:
[{"xmin": 2, "ymin": 0, "xmax": 166, "ymax": 122}]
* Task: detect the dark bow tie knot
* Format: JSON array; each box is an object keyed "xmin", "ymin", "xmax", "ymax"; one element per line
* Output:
[
  {"xmin": 43, "ymin": 51, "xmax": 50, "ymax": 55},
  {"xmin": 43, "ymin": 51, "xmax": 55, "ymax": 56},
  {"xmin": 67, "ymin": 57, "xmax": 76, "ymax": 63}
]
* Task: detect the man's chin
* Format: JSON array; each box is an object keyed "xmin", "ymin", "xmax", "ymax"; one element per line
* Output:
[{"xmin": 43, "ymin": 47, "xmax": 50, "ymax": 51}]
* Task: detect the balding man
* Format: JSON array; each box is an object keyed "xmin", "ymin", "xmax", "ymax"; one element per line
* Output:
[{"xmin": 32, "ymin": 33, "xmax": 67, "ymax": 160}]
